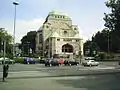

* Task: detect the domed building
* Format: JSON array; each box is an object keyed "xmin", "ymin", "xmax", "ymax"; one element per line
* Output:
[{"xmin": 35, "ymin": 11, "xmax": 84, "ymax": 60}]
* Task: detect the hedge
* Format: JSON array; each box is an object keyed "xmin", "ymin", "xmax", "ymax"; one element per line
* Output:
[{"xmin": 13, "ymin": 58, "xmax": 24, "ymax": 63}]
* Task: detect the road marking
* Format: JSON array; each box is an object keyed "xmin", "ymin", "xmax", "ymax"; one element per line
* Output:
[
  {"xmin": 0, "ymin": 71, "xmax": 41, "ymax": 74},
  {"xmin": 43, "ymin": 76, "xmax": 86, "ymax": 80},
  {"xmin": 78, "ymin": 67, "xmax": 116, "ymax": 70}
]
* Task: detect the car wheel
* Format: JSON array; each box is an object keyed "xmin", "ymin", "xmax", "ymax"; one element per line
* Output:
[
  {"xmin": 49, "ymin": 64, "xmax": 52, "ymax": 67},
  {"xmin": 89, "ymin": 64, "xmax": 92, "ymax": 67}
]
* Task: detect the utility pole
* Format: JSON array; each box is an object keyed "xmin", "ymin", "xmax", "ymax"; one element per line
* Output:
[{"xmin": 3, "ymin": 39, "xmax": 6, "ymax": 82}]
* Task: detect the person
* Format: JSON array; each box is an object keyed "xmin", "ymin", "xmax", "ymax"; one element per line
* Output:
[
  {"xmin": 6, "ymin": 64, "xmax": 9, "ymax": 71},
  {"xmin": 3, "ymin": 64, "xmax": 9, "ymax": 82}
]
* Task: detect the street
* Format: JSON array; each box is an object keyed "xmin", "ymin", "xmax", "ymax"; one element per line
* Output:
[
  {"xmin": 0, "ymin": 62, "xmax": 120, "ymax": 90},
  {"xmin": 0, "ymin": 72, "xmax": 120, "ymax": 90}
]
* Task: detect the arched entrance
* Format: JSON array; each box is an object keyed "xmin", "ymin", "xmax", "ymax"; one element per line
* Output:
[{"xmin": 62, "ymin": 43, "xmax": 73, "ymax": 53}]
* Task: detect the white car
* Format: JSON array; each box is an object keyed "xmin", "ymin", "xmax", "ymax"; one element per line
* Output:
[
  {"xmin": 0, "ymin": 57, "xmax": 15, "ymax": 65},
  {"xmin": 82, "ymin": 60, "xmax": 99, "ymax": 66}
]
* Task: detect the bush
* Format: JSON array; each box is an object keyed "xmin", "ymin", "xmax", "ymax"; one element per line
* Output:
[
  {"xmin": 13, "ymin": 58, "xmax": 24, "ymax": 63},
  {"xmin": 0, "ymin": 53, "xmax": 3, "ymax": 58},
  {"xmin": 95, "ymin": 52, "xmax": 107, "ymax": 60},
  {"xmin": 99, "ymin": 52, "xmax": 107, "ymax": 59},
  {"xmin": 6, "ymin": 54, "xmax": 13, "ymax": 59}
]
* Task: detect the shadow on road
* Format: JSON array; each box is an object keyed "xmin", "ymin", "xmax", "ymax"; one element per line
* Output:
[{"xmin": 55, "ymin": 73, "xmax": 120, "ymax": 90}]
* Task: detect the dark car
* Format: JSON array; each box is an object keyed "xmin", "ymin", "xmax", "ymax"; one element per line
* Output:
[
  {"xmin": 40, "ymin": 59, "xmax": 46, "ymax": 64},
  {"xmin": 64, "ymin": 60, "xmax": 79, "ymax": 66},
  {"xmin": 45, "ymin": 59, "xmax": 60, "ymax": 67}
]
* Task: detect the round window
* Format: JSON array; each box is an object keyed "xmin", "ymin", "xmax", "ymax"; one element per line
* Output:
[{"xmin": 46, "ymin": 26, "xmax": 49, "ymax": 28}]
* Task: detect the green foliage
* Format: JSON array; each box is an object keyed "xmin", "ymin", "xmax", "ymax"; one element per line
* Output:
[
  {"xmin": 92, "ymin": 28, "xmax": 109, "ymax": 52},
  {"xmin": 97, "ymin": 52, "xmax": 108, "ymax": 59},
  {"xmin": 95, "ymin": 52, "xmax": 116, "ymax": 60},
  {"xmin": 6, "ymin": 54, "xmax": 13, "ymax": 59},
  {"xmin": 13, "ymin": 58, "xmax": 24, "ymax": 63},
  {"xmin": 20, "ymin": 31, "xmax": 37, "ymax": 56},
  {"xmin": 103, "ymin": 0, "xmax": 120, "ymax": 52},
  {"xmin": 0, "ymin": 53, "xmax": 3, "ymax": 58},
  {"xmin": 0, "ymin": 28, "xmax": 13, "ymax": 54},
  {"xmin": 84, "ymin": 40, "xmax": 99, "ymax": 56},
  {"xmin": 88, "ymin": 0, "xmax": 120, "ymax": 53}
]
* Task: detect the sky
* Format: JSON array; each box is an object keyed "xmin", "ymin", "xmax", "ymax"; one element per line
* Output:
[{"xmin": 0, "ymin": 0, "xmax": 110, "ymax": 43}]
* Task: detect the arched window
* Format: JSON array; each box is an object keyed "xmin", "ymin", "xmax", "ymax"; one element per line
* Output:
[
  {"xmin": 64, "ymin": 31, "xmax": 67, "ymax": 34},
  {"xmin": 62, "ymin": 44, "xmax": 73, "ymax": 53}
]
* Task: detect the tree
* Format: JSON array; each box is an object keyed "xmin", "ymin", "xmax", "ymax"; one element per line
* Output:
[
  {"xmin": 104, "ymin": 0, "xmax": 120, "ymax": 52},
  {"xmin": 84, "ymin": 0, "xmax": 120, "ymax": 54},
  {"xmin": 20, "ymin": 31, "xmax": 37, "ymax": 56},
  {"xmin": 84, "ymin": 40, "xmax": 100, "ymax": 56},
  {"xmin": 0, "ymin": 28, "xmax": 13, "ymax": 55},
  {"xmin": 92, "ymin": 28, "xmax": 110, "ymax": 52}
]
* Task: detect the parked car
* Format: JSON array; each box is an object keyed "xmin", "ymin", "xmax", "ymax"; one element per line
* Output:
[
  {"xmin": 64, "ymin": 60, "xmax": 79, "ymax": 66},
  {"xmin": 57, "ymin": 59, "xmax": 65, "ymax": 64},
  {"xmin": 24, "ymin": 58, "xmax": 35, "ymax": 64},
  {"xmin": 39, "ymin": 59, "xmax": 46, "ymax": 64},
  {"xmin": 45, "ymin": 59, "xmax": 60, "ymax": 67},
  {"xmin": 0, "ymin": 57, "xmax": 15, "ymax": 65},
  {"xmin": 82, "ymin": 60, "xmax": 99, "ymax": 66}
]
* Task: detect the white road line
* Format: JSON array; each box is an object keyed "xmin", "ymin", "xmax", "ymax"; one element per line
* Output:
[
  {"xmin": 78, "ymin": 67, "xmax": 116, "ymax": 70},
  {"xmin": 0, "ymin": 71, "xmax": 41, "ymax": 74}
]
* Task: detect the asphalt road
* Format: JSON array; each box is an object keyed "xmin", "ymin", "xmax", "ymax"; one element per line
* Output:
[
  {"xmin": 0, "ymin": 62, "xmax": 119, "ymax": 80},
  {"xmin": 0, "ymin": 61, "xmax": 118, "ymax": 72},
  {"xmin": 0, "ymin": 73, "xmax": 120, "ymax": 90},
  {"xmin": 0, "ymin": 62, "xmax": 120, "ymax": 90}
]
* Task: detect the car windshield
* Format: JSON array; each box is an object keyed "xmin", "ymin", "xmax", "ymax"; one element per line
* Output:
[{"xmin": 1, "ymin": 0, "xmax": 120, "ymax": 90}]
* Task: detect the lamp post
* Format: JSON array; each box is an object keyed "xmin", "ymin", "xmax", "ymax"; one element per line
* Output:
[{"xmin": 13, "ymin": 2, "xmax": 19, "ymax": 57}]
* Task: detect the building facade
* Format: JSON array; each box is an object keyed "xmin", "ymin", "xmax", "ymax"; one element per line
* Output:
[{"xmin": 36, "ymin": 11, "xmax": 84, "ymax": 59}]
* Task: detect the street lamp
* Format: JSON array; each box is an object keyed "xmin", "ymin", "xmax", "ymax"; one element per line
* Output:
[{"xmin": 13, "ymin": 2, "xmax": 19, "ymax": 57}]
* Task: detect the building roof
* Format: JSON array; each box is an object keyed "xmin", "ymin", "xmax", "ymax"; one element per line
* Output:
[
  {"xmin": 49, "ymin": 10, "xmax": 69, "ymax": 17},
  {"xmin": 50, "ymin": 32, "xmax": 60, "ymax": 37},
  {"xmin": 49, "ymin": 22, "xmax": 71, "ymax": 30}
]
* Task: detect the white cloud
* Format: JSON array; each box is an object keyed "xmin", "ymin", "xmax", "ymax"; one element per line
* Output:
[{"xmin": 0, "ymin": 18, "xmax": 44, "ymax": 43}]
